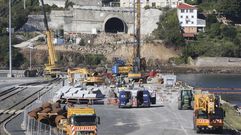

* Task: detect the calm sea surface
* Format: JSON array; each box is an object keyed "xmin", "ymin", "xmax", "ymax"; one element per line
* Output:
[{"xmin": 177, "ymin": 74, "xmax": 241, "ymax": 106}]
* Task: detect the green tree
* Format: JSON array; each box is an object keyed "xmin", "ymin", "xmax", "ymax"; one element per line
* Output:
[
  {"xmin": 208, "ymin": 23, "xmax": 221, "ymax": 38},
  {"xmin": 0, "ymin": 35, "xmax": 24, "ymax": 68},
  {"xmin": 216, "ymin": 0, "xmax": 241, "ymax": 18},
  {"xmin": 206, "ymin": 14, "xmax": 217, "ymax": 27},
  {"xmin": 153, "ymin": 9, "xmax": 185, "ymax": 46},
  {"xmin": 221, "ymin": 26, "xmax": 237, "ymax": 40}
]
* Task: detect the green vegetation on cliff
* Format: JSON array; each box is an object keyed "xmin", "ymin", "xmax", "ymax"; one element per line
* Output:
[
  {"xmin": 153, "ymin": 9, "xmax": 185, "ymax": 46},
  {"xmin": 0, "ymin": 0, "xmax": 62, "ymax": 69},
  {"xmin": 154, "ymin": 0, "xmax": 241, "ymax": 64}
]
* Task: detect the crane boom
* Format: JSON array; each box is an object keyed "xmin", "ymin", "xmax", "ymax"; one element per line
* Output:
[
  {"xmin": 40, "ymin": 0, "xmax": 57, "ymax": 66},
  {"xmin": 39, "ymin": 0, "xmax": 61, "ymax": 77}
]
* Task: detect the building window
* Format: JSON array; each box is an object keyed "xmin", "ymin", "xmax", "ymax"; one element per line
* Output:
[
  {"xmin": 180, "ymin": 15, "xmax": 183, "ymax": 18},
  {"xmin": 186, "ymin": 9, "xmax": 188, "ymax": 13},
  {"xmin": 181, "ymin": 9, "xmax": 184, "ymax": 13},
  {"xmin": 186, "ymin": 20, "xmax": 188, "ymax": 24},
  {"xmin": 147, "ymin": 0, "xmax": 149, "ymax": 1},
  {"xmin": 186, "ymin": 16, "xmax": 188, "ymax": 18},
  {"xmin": 191, "ymin": 15, "xmax": 194, "ymax": 18},
  {"xmin": 152, "ymin": 2, "xmax": 156, "ymax": 7},
  {"xmin": 191, "ymin": 21, "xmax": 194, "ymax": 24},
  {"xmin": 190, "ymin": 9, "xmax": 193, "ymax": 13}
]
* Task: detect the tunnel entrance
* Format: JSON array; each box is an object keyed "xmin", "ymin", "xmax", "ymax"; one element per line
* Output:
[{"xmin": 104, "ymin": 17, "xmax": 126, "ymax": 33}]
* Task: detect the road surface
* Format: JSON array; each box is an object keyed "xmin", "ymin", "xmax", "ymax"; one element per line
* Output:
[{"xmin": 5, "ymin": 82, "xmax": 233, "ymax": 135}]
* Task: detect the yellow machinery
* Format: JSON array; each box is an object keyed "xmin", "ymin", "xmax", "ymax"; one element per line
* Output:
[
  {"xmin": 40, "ymin": 0, "xmax": 61, "ymax": 78},
  {"xmin": 59, "ymin": 107, "xmax": 100, "ymax": 135},
  {"xmin": 117, "ymin": 65, "xmax": 133, "ymax": 74},
  {"xmin": 193, "ymin": 93, "xmax": 225, "ymax": 133},
  {"xmin": 111, "ymin": 0, "xmax": 146, "ymax": 81},
  {"xmin": 67, "ymin": 68, "xmax": 104, "ymax": 85}
]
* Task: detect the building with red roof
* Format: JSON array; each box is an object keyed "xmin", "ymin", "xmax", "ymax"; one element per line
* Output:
[{"xmin": 177, "ymin": 2, "xmax": 206, "ymax": 38}]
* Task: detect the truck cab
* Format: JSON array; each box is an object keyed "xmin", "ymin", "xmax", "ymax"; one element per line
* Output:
[
  {"xmin": 118, "ymin": 91, "xmax": 132, "ymax": 108},
  {"xmin": 178, "ymin": 89, "xmax": 193, "ymax": 110},
  {"xmin": 66, "ymin": 108, "xmax": 100, "ymax": 135},
  {"xmin": 136, "ymin": 90, "xmax": 151, "ymax": 107}
]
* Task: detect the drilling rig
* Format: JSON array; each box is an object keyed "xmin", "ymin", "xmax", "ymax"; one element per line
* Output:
[{"xmin": 127, "ymin": 0, "xmax": 146, "ymax": 81}]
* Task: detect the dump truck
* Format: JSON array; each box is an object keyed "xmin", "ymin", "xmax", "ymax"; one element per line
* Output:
[
  {"xmin": 178, "ymin": 89, "xmax": 193, "ymax": 110},
  {"xmin": 193, "ymin": 93, "xmax": 225, "ymax": 133},
  {"xmin": 59, "ymin": 107, "xmax": 100, "ymax": 135}
]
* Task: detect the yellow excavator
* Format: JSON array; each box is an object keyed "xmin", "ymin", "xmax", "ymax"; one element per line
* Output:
[
  {"xmin": 40, "ymin": 0, "xmax": 61, "ymax": 78},
  {"xmin": 67, "ymin": 67, "xmax": 104, "ymax": 85}
]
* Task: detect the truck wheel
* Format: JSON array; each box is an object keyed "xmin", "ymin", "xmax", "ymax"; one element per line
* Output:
[
  {"xmin": 196, "ymin": 127, "xmax": 201, "ymax": 133},
  {"xmin": 178, "ymin": 102, "xmax": 182, "ymax": 110},
  {"xmin": 193, "ymin": 123, "xmax": 196, "ymax": 130},
  {"xmin": 216, "ymin": 127, "xmax": 223, "ymax": 134},
  {"xmin": 178, "ymin": 102, "xmax": 180, "ymax": 110}
]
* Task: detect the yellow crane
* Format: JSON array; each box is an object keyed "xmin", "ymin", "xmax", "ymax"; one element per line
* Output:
[
  {"xmin": 193, "ymin": 93, "xmax": 225, "ymax": 133},
  {"xmin": 40, "ymin": 0, "xmax": 61, "ymax": 78}
]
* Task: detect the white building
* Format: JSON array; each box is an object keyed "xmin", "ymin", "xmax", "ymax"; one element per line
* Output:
[
  {"xmin": 177, "ymin": 3, "xmax": 206, "ymax": 38},
  {"xmin": 120, "ymin": 0, "xmax": 184, "ymax": 8}
]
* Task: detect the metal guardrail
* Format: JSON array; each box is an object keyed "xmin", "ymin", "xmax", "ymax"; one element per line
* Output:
[
  {"xmin": 0, "ymin": 70, "xmax": 25, "ymax": 77},
  {"xmin": 22, "ymin": 82, "xmax": 65, "ymax": 135}
]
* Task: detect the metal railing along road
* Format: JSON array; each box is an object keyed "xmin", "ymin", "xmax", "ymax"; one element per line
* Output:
[{"xmin": 22, "ymin": 82, "xmax": 64, "ymax": 135}]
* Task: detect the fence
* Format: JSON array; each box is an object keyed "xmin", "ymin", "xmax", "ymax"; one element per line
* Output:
[{"xmin": 22, "ymin": 82, "xmax": 65, "ymax": 135}]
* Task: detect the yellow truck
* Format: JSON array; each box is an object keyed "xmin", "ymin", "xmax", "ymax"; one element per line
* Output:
[
  {"xmin": 193, "ymin": 93, "xmax": 225, "ymax": 133},
  {"xmin": 60, "ymin": 107, "xmax": 100, "ymax": 135}
]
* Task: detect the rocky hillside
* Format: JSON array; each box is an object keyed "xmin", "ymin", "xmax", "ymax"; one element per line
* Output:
[{"xmin": 20, "ymin": 40, "xmax": 179, "ymax": 69}]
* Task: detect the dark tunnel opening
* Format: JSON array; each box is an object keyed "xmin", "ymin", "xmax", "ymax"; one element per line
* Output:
[{"xmin": 105, "ymin": 17, "xmax": 126, "ymax": 33}]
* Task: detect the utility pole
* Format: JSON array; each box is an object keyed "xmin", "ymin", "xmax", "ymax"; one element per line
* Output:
[
  {"xmin": 23, "ymin": 0, "xmax": 26, "ymax": 9},
  {"xmin": 133, "ymin": 0, "xmax": 135, "ymax": 43},
  {"xmin": 8, "ymin": 0, "xmax": 12, "ymax": 78}
]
